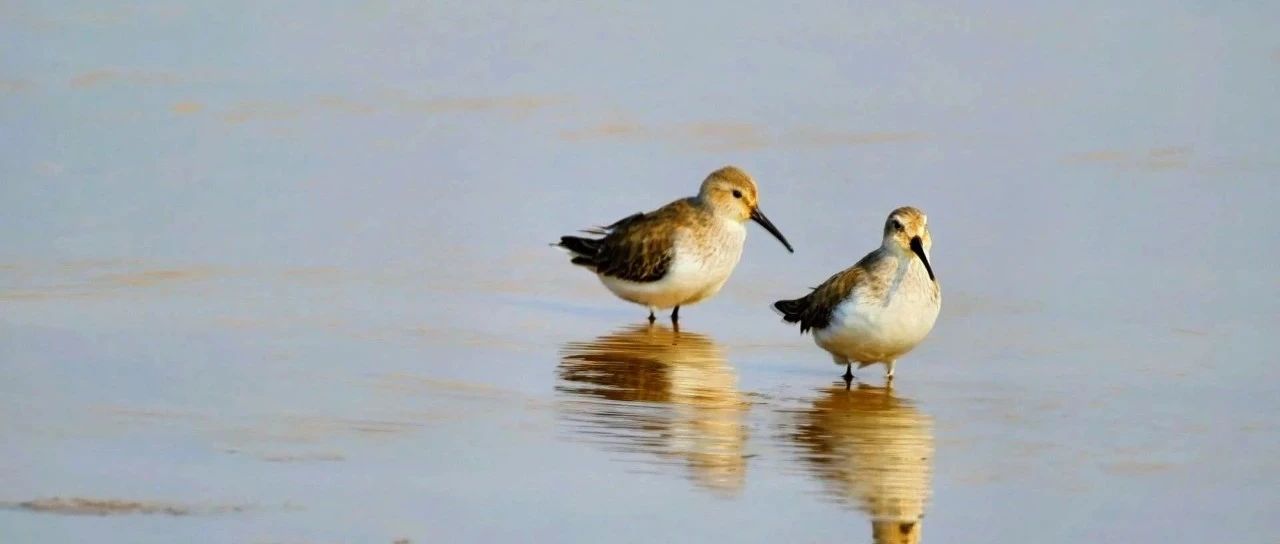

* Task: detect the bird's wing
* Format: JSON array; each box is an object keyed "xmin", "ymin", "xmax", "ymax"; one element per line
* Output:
[
  {"xmin": 774, "ymin": 249, "xmax": 883, "ymax": 333},
  {"xmin": 590, "ymin": 200, "xmax": 698, "ymax": 283}
]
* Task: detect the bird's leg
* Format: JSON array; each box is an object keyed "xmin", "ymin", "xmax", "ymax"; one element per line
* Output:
[
  {"xmin": 670, "ymin": 305, "xmax": 680, "ymax": 323},
  {"xmin": 885, "ymin": 360, "xmax": 896, "ymax": 385},
  {"xmin": 647, "ymin": 308, "xmax": 656, "ymax": 324},
  {"xmin": 842, "ymin": 363, "xmax": 854, "ymax": 384}
]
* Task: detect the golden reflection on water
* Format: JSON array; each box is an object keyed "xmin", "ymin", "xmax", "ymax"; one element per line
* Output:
[
  {"xmin": 556, "ymin": 325, "xmax": 749, "ymax": 496},
  {"xmin": 787, "ymin": 384, "xmax": 935, "ymax": 544}
]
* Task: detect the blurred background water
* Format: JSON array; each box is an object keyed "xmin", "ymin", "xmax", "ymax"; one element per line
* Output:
[{"xmin": 2, "ymin": 1, "xmax": 1278, "ymax": 542}]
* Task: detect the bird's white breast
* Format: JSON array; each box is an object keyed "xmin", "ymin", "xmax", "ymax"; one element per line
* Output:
[
  {"xmin": 600, "ymin": 219, "xmax": 745, "ymax": 309},
  {"xmin": 814, "ymin": 259, "xmax": 940, "ymax": 363}
]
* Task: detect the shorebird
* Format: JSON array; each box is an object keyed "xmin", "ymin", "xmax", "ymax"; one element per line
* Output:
[
  {"xmin": 773, "ymin": 207, "xmax": 940, "ymax": 382},
  {"xmin": 558, "ymin": 166, "xmax": 793, "ymax": 323}
]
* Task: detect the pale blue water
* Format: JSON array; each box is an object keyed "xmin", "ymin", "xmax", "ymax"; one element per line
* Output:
[{"xmin": 2, "ymin": 2, "xmax": 1278, "ymax": 542}]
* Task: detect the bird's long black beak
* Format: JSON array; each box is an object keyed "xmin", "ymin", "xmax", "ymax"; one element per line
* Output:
[
  {"xmin": 909, "ymin": 236, "xmax": 934, "ymax": 281},
  {"xmin": 750, "ymin": 207, "xmax": 794, "ymax": 253}
]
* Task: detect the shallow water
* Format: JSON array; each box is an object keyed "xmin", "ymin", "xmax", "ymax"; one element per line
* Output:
[{"xmin": 3, "ymin": 2, "xmax": 1279, "ymax": 542}]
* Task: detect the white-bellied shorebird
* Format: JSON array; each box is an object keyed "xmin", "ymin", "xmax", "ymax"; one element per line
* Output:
[
  {"xmin": 774, "ymin": 207, "xmax": 940, "ymax": 382},
  {"xmin": 558, "ymin": 166, "xmax": 793, "ymax": 323}
]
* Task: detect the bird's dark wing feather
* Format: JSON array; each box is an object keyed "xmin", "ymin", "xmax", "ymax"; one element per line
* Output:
[
  {"xmin": 773, "ymin": 250, "xmax": 882, "ymax": 333},
  {"xmin": 557, "ymin": 200, "xmax": 694, "ymax": 283}
]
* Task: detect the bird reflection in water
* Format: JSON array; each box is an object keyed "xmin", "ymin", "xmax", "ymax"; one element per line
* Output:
[
  {"xmin": 786, "ymin": 383, "xmax": 934, "ymax": 544},
  {"xmin": 557, "ymin": 324, "xmax": 749, "ymax": 496}
]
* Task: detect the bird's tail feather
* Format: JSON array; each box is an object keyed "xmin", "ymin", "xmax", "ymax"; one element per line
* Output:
[
  {"xmin": 557, "ymin": 236, "xmax": 601, "ymax": 257},
  {"xmin": 773, "ymin": 297, "xmax": 806, "ymax": 323},
  {"xmin": 557, "ymin": 236, "xmax": 603, "ymax": 270}
]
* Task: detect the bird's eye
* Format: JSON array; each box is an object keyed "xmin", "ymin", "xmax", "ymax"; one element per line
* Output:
[
  {"xmin": 892, "ymin": 219, "xmax": 904, "ymax": 231},
  {"xmin": 732, "ymin": 190, "xmax": 743, "ymax": 199}
]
